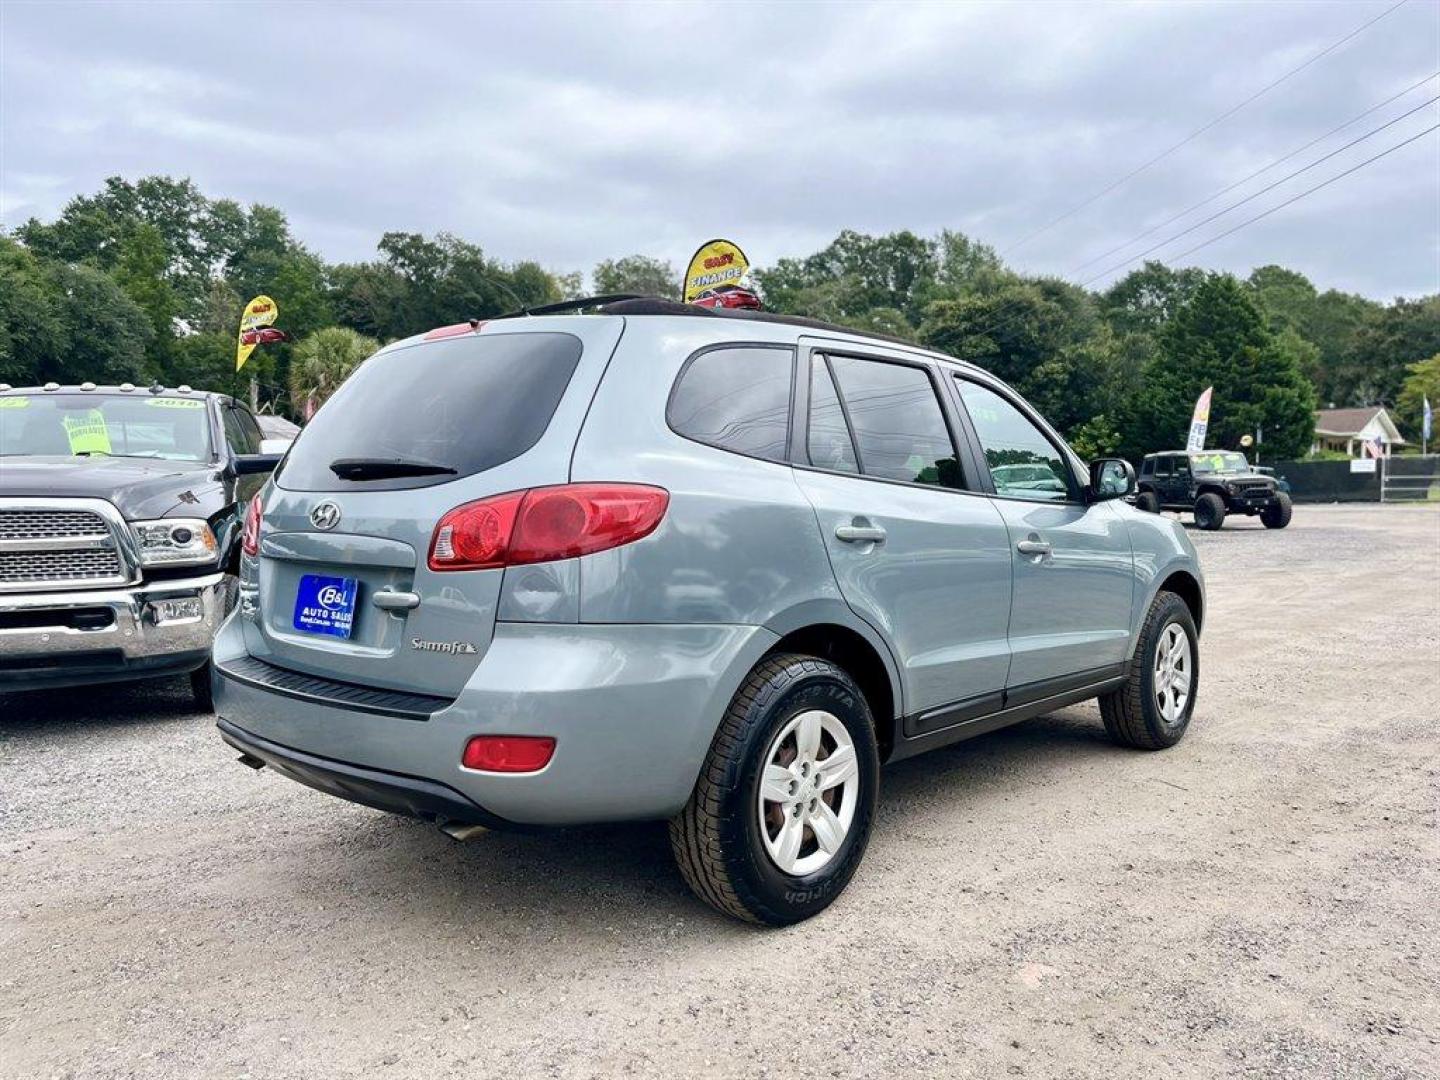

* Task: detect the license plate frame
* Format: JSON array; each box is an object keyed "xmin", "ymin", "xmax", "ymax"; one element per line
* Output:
[{"xmin": 293, "ymin": 574, "xmax": 359, "ymax": 639}]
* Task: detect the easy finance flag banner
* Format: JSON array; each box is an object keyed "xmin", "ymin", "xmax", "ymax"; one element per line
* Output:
[
  {"xmin": 683, "ymin": 239, "xmax": 751, "ymax": 303},
  {"xmin": 235, "ymin": 295, "xmax": 278, "ymax": 372},
  {"xmin": 1185, "ymin": 387, "xmax": 1213, "ymax": 452}
]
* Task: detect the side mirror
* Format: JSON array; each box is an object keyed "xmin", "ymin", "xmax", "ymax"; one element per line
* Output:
[
  {"xmin": 1089, "ymin": 458, "xmax": 1135, "ymax": 501},
  {"xmin": 232, "ymin": 453, "xmax": 281, "ymax": 477}
]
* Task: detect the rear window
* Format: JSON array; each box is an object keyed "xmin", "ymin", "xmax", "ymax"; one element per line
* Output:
[
  {"xmin": 276, "ymin": 332, "xmax": 583, "ymax": 491},
  {"xmin": 666, "ymin": 346, "xmax": 794, "ymax": 463}
]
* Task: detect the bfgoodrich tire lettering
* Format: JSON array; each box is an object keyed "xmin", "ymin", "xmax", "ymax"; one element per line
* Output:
[
  {"xmin": 1100, "ymin": 591, "xmax": 1199, "ymax": 750},
  {"xmin": 669, "ymin": 654, "xmax": 879, "ymax": 925}
]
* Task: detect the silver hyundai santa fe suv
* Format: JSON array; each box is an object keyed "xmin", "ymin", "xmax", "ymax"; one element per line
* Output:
[{"xmin": 214, "ymin": 298, "xmax": 1204, "ymax": 925}]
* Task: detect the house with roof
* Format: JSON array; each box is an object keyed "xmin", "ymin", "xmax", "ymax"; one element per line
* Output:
[{"xmin": 1312, "ymin": 406, "xmax": 1406, "ymax": 458}]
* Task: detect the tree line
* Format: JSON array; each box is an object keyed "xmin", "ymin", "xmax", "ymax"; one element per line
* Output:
[{"xmin": 2, "ymin": 176, "xmax": 1437, "ymax": 460}]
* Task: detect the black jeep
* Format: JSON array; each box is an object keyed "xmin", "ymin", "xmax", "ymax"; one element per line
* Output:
[{"xmin": 1135, "ymin": 450, "xmax": 1292, "ymax": 531}]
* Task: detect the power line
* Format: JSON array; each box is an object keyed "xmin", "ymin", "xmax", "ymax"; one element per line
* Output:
[
  {"xmin": 1000, "ymin": 0, "xmax": 1412, "ymax": 256},
  {"xmin": 1070, "ymin": 69, "xmax": 1440, "ymax": 274},
  {"xmin": 1164, "ymin": 123, "xmax": 1438, "ymax": 262},
  {"xmin": 1081, "ymin": 93, "xmax": 1440, "ymax": 286},
  {"xmin": 969, "ymin": 123, "xmax": 1438, "ymax": 348}
]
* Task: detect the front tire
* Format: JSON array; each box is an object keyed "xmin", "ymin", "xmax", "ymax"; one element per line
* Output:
[
  {"xmin": 1193, "ymin": 492, "xmax": 1226, "ymax": 530},
  {"xmin": 670, "ymin": 654, "xmax": 879, "ymax": 926},
  {"xmin": 1261, "ymin": 492, "xmax": 1293, "ymax": 529},
  {"xmin": 1135, "ymin": 490, "xmax": 1161, "ymax": 514},
  {"xmin": 1100, "ymin": 591, "xmax": 1199, "ymax": 749}
]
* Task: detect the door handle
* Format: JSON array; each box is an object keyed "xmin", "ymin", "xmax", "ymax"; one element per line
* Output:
[
  {"xmin": 836, "ymin": 523, "xmax": 886, "ymax": 544},
  {"xmin": 372, "ymin": 589, "xmax": 421, "ymax": 612},
  {"xmin": 1016, "ymin": 538, "xmax": 1052, "ymax": 557}
]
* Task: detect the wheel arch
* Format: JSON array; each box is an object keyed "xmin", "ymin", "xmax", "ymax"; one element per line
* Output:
[
  {"xmin": 762, "ymin": 606, "xmax": 903, "ymax": 761},
  {"xmin": 1157, "ymin": 568, "xmax": 1204, "ymax": 633}
]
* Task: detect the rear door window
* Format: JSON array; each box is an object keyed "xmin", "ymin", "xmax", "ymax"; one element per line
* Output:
[
  {"xmin": 825, "ymin": 355, "xmax": 961, "ymax": 488},
  {"xmin": 806, "ymin": 356, "xmax": 859, "ymax": 473},
  {"xmin": 667, "ymin": 346, "xmax": 794, "ymax": 463},
  {"xmin": 277, "ymin": 332, "xmax": 583, "ymax": 491}
]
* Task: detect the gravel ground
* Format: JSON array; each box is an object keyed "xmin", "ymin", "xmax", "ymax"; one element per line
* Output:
[{"xmin": 2, "ymin": 503, "xmax": 1437, "ymax": 1080}]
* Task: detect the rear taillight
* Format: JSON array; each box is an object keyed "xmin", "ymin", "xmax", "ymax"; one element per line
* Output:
[
  {"xmin": 241, "ymin": 494, "xmax": 262, "ymax": 557},
  {"xmin": 428, "ymin": 484, "xmax": 668, "ymax": 571},
  {"xmin": 462, "ymin": 735, "xmax": 556, "ymax": 773}
]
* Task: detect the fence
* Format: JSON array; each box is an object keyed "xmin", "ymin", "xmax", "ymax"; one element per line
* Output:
[
  {"xmin": 1381, "ymin": 454, "xmax": 1440, "ymax": 503},
  {"xmin": 1266, "ymin": 456, "xmax": 1440, "ymax": 503}
]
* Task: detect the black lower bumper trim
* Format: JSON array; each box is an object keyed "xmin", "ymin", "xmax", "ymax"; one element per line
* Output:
[
  {"xmin": 216, "ymin": 718, "xmax": 518, "ymax": 831},
  {"xmin": 215, "ymin": 654, "xmax": 453, "ymax": 720}
]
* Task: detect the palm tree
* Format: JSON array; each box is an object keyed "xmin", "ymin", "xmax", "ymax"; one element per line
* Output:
[{"xmin": 288, "ymin": 327, "xmax": 379, "ymax": 418}]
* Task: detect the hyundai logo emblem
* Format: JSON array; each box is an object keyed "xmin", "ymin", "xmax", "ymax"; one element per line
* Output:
[{"xmin": 310, "ymin": 501, "xmax": 342, "ymax": 531}]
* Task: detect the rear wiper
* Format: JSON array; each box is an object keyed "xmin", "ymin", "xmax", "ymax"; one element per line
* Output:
[{"xmin": 329, "ymin": 457, "xmax": 459, "ymax": 480}]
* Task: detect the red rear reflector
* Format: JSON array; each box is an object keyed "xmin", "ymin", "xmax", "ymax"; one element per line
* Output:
[
  {"xmin": 241, "ymin": 493, "xmax": 262, "ymax": 556},
  {"xmin": 428, "ymin": 483, "xmax": 668, "ymax": 571},
  {"xmin": 462, "ymin": 735, "xmax": 556, "ymax": 773}
]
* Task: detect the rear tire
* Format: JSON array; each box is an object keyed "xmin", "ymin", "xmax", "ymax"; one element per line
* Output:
[
  {"xmin": 1135, "ymin": 490, "xmax": 1161, "ymax": 514},
  {"xmin": 1193, "ymin": 492, "xmax": 1226, "ymax": 530},
  {"xmin": 1261, "ymin": 492, "xmax": 1293, "ymax": 529},
  {"xmin": 1100, "ymin": 591, "xmax": 1199, "ymax": 750},
  {"xmin": 669, "ymin": 654, "xmax": 879, "ymax": 926}
]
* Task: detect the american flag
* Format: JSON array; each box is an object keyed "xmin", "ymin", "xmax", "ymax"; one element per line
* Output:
[{"xmin": 1364, "ymin": 434, "xmax": 1385, "ymax": 459}]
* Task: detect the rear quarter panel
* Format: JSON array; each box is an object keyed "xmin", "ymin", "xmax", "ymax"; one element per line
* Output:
[{"xmin": 569, "ymin": 320, "xmax": 844, "ymax": 631}]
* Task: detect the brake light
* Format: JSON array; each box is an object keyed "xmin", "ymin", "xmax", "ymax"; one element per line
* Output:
[
  {"xmin": 241, "ymin": 493, "xmax": 262, "ymax": 557},
  {"xmin": 462, "ymin": 735, "xmax": 556, "ymax": 773},
  {"xmin": 428, "ymin": 484, "xmax": 668, "ymax": 571}
]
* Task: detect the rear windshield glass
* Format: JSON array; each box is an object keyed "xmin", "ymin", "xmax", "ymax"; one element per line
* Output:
[{"xmin": 276, "ymin": 332, "xmax": 583, "ymax": 491}]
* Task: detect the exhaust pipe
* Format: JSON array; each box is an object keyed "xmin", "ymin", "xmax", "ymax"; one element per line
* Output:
[
  {"xmin": 439, "ymin": 821, "xmax": 489, "ymax": 842},
  {"xmin": 237, "ymin": 753, "xmax": 265, "ymax": 771}
]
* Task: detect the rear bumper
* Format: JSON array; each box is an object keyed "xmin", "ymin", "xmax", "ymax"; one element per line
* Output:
[
  {"xmin": 217, "ymin": 717, "xmax": 516, "ymax": 830},
  {"xmin": 212, "ymin": 616, "xmax": 777, "ymax": 826},
  {"xmin": 0, "ymin": 572, "xmax": 230, "ymax": 692}
]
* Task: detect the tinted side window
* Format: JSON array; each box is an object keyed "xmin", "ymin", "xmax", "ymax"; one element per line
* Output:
[
  {"xmin": 807, "ymin": 356, "xmax": 858, "ymax": 473},
  {"xmin": 221, "ymin": 408, "xmax": 249, "ymax": 455},
  {"xmin": 955, "ymin": 380, "xmax": 1073, "ymax": 503},
  {"xmin": 667, "ymin": 346, "xmax": 793, "ymax": 463},
  {"xmin": 827, "ymin": 356, "xmax": 960, "ymax": 488},
  {"xmin": 1153, "ymin": 456, "xmax": 1172, "ymax": 477},
  {"xmin": 1140, "ymin": 458, "xmax": 1154, "ymax": 476},
  {"xmin": 236, "ymin": 409, "xmax": 263, "ymax": 453}
]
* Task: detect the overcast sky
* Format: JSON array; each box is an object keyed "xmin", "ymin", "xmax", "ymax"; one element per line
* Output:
[{"xmin": 2, "ymin": 0, "xmax": 1437, "ymax": 299}]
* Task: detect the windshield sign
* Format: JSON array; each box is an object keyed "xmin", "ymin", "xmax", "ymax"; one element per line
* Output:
[
  {"xmin": 0, "ymin": 394, "xmax": 214, "ymax": 462},
  {"xmin": 1191, "ymin": 452, "xmax": 1250, "ymax": 475}
]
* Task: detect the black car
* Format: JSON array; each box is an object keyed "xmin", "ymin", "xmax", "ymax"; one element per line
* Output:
[
  {"xmin": 0, "ymin": 382, "xmax": 279, "ymax": 706},
  {"xmin": 1135, "ymin": 450, "xmax": 1293, "ymax": 531}
]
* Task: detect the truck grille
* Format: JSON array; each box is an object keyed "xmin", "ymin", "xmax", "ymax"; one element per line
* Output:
[
  {"xmin": 0, "ymin": 548, "xmax": 124, "ymax": 583},
  {"xmin": 0, "ymin": 507, "xmax": 129, "ymax": 589},
  {"xmin": 0, "ymin": 509, "xmax": 112, "ymax": 543}
]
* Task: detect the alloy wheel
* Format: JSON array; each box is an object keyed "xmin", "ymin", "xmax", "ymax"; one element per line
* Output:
[
  {"xmin": 756, "ymin": 709, "xmax": 859, "ymax": 875},
  {"xmin": 1152, "ymin": 623, "xmax": 1192, "ymax": 724}
]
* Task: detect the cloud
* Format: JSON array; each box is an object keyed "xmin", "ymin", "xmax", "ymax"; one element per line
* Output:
[{"xmin": 2, "ymin": 0, "xmax": 1436, "ymax": 296}]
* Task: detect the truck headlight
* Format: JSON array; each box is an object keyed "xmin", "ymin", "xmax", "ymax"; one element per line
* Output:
[{"xmin": 130, "ymin": 518, "xmax": 220, "ymax": 567}]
